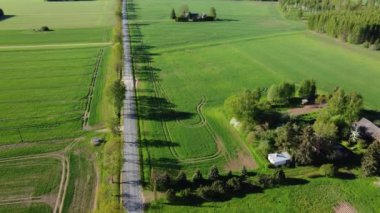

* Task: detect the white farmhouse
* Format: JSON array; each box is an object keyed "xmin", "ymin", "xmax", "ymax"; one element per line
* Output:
[{"xmin": 268, "ymin": 152, "xmax": 292, "ymax": 167}]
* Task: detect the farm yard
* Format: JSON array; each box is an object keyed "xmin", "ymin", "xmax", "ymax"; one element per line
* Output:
[
  {"xmin": 0, "ymin": 0, "xmax": 116, "ymax": 212},
  {"xmin": 128, "ymin": 0, "xmax": 380, "ymax": 211}
]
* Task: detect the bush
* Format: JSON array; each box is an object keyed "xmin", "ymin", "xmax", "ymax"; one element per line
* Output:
[
  {"xmin": 155, "ymin": 172, "xmax": 172, "ymax": 191},
  {"xmin": 40, "ymin": 26, "xmax": 52, "ymax": 31},
  {"xmin": 273, "ymin": 169, "xmax": 286, "ymax": 184},
  {"xmin": 197, "ymin": 180, "xmax": 226, "ymax": 201},
  {"xmin": 226, "ymin": 177, "xmax": 241, "ymax": 192},
  {"xmin": 319, "ymin": 164, "xmax": 338, "ymax": 177},
  {"xmin": 208, "ymin": 165, "xmax": 220, "ymax": 181},
  {"xmin": 257, "ymin": 174, "xmax": 274, "ymax": 188},
  {"xmin": 192, "ymin": 169, "xmax": 204, "ymax": 184},
  {"xmin": 166, "ymin": 189, "xmax": 176, "ymax": 202},
  {"xmin": 179, "ymin": 188, "xmax": 193, "ymax": 200},
  {"xmin": 0, "ymin": 9, "xmax": 4, "ymax": 17},
  {"xmin": 175, "ymin": 171, "xmax": 188, "ymax": 188},
  {"xmin": 369, "ymin": 39, "xmax": 380, "ymax": 51}
]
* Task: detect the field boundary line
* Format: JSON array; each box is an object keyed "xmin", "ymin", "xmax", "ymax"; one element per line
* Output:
[
  {"xmin": 0, "ymin": 42, "xmax": 112, "ymax": 51},
  {"xmin": 83, "ymin": 48, "xmax": 105, "ymax": 129}
]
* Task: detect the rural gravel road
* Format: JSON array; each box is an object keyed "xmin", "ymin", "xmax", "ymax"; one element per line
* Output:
[{"xmin": 121, "ymin": 0, "xmax": 144, "ymax": 212}]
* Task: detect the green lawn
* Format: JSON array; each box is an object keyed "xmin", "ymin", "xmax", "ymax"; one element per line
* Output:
[{"xmin": 129, "ymin": 0, "xmax": 380, "ymax": 211}]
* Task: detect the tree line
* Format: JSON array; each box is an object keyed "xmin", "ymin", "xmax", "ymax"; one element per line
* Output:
[
  {"xmin": 152, "ymin": 166, "xmax": 288, "ymax": 204},
  {"xmin": 279, "ymin": 0, "xmax": 380, "ymax": 49},
  {"xmin": 309, "ymin": 9, "xmax": 380, "ymax": 47}
]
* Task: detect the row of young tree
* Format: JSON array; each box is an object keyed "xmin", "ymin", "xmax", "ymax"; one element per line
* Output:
[
  {"xmin": 308, "ymin": 9, "xmax": 380, "ymax": 47},
  {"xmin": 152, "ymin": 166, "xmax": 287, "ymax": 203}
]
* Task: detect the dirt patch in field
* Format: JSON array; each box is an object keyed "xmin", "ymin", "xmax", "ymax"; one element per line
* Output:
[
  {"xmin": 225, "ymin": 149, "xmax": 257, "ymax": 171},
  {"xmin": 334, "ymin": 202, "xmax": 357, "ymax": 213},
  {"xmin": 288, "ymin": 104, "xmax": 326, "ymax": 116},
  {"xmin": 40, "ymin": 194, "xmax": 57, "ymax": 209}
]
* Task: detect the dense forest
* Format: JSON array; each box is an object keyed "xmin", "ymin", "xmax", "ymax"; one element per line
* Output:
[{"xmin": 279, "ymin": 0, "xmax": 380, "ymax": 48}]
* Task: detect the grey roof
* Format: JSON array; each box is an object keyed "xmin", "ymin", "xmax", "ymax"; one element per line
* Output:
[{"xmin": 355, "ymin": 117, "xmax": 380, "ymax": 141}]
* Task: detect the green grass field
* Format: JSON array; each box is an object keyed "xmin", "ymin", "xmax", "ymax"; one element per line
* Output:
[
  {"xmin": 0, "ymin": 0, "xmax": 115, "ymax": 211},
  {"xmin": 129, "ymin": 0, "xmax": 380, "ymax": 211}
]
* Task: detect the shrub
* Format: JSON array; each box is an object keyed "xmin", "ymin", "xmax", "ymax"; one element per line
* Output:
[
  {"xmin": 319, "ymin": 164, "xmax": 338, "ymax": 177},
  {"xmin": 192, "ymin": 169, "xmax": 204, "ymax": 184},
  {"xmin": 226, "ymin": 177, "xmax": 241, "ymax": 192},
  {"xmin": 170, "ymin": 8, "xmax": 176, "ymax": 20},
  {"xmin": 175, "ymin": 171, "xmax": 188, "ymax": 188},
  {"xmin": 257, "ymin": 174, "xmax": 274, "ymax": 188},
  {"xmin": 369, "ymin": 39, "xmax": 380, "ymax": 51},
  {"xmin": 179, "ymin": 188, "xmax": 193, "ymax": 200},
  {"xmin": 0, "ymin": 9, "xmax": 4, "ymax": 17},
  {"xmin": 273, "ymin": 169, "xmax": 286, "ymax": 184},
  {"xmin": 241, "ymin": 166, "xmax": 248, "ymax": 178},
  {"xmin": 155, "ymin": 172, "xmax": 172, "ymax": 191},
  {"xmin": 361, "ymin": 141, "xmax": 380, "ymax": 177},
  {"xmin": 197, "ymin": 180, "xmax": 226, "ymax": 201},
  {"xmin": 166, "ymin": 189, "xmax": 176, "ymax": 202},
  {"xmin": 208, "ymin": 165, "xmax": 220, "ymax": 181},
  {"xmin": 40, "ymin": 26, "xmax": 51, "ymax": 31}
]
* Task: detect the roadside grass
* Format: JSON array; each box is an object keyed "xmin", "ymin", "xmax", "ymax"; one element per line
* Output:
[
  {"xmin": 0, "ymin": 47, "xmax": 103, "ymax": 145},
  {"xmin": 0, "ymin": 157, "xmax": 61, "ymax": 199},
  {"xmin": 0, "ymin": 203, "xmax": 52, "ymax": 213},
  {"xmin": 130, "ymin": 0, "xmax": 380, "ymax": 211}
]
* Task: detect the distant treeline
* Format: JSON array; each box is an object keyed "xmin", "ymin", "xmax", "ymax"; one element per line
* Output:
[
  {"xmin": 309, "ymin": 9, "xmax": 380, "ymax": 45},
  {"xmin": 279, "ymin": 0, "xmax": 380, "ymax": 49}
]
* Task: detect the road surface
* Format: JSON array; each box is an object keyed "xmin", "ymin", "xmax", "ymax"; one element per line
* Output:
[{"xmin": 121, "ymin": 0, "xmax": 144, "ymax": 212}]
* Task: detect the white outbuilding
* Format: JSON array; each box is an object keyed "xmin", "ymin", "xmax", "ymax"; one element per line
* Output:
[{"xmin": 268, "ymin": 152, "xmax": 292, "ymax": 167}]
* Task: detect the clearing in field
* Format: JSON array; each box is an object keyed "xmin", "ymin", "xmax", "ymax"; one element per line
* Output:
[{"xmin": 129, "ymin": 0, "xmax": 380, "ymax": 211}]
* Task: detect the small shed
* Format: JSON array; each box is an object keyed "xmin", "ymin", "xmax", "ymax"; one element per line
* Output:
[
  {"xmin": 268, "ymin": 152, "xmax": 292, "ymax": 166},
  {"xmin": 91, "ymin": 137, "xmax": 104, "ymax": 146}
]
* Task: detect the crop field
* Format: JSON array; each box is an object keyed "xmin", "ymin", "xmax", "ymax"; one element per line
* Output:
[
  {"xmin": 0, "ymin": 47, "xmax": 106, "ymax": 145},
  {"xmin": 0, "ymin": 0, "xmax": 114, "ymax": 211},
  {"xmin": 129, "ymin": 0, "xmax": 380, "ymax": 211}
]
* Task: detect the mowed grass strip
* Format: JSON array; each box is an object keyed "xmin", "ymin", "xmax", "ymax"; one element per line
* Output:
[
  {"xmin": 0, "ymin": 157, "xmax": 61, "ymax": 199},
  {"xmin": 0, "ymin": 47, "xmax": 102, "ymax": 145}
]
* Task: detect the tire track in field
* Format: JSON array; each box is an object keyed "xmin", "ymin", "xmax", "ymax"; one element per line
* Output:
[
  {"xmin": 0, "ymin": 142, "xmax": 75, "ymax": 213},
  {"xmin": 140, "ymin": 45, "xmax": 226, "ymax": 164}
]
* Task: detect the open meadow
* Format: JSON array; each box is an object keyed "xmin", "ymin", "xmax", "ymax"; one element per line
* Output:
[
  {"xmin": 128, "ymin": 0, "xmax": 380, "ymax": 211},
  {"xmin": 0, "ymin": 0, "xmax": 115, "ymax": 211}
]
